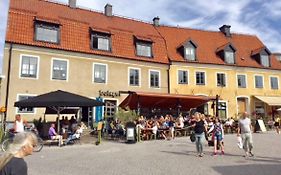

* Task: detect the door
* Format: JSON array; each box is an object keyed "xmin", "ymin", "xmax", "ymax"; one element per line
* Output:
[{"xmin": 237, "ymin": 98, "xmax": 246, "ymax": 115}]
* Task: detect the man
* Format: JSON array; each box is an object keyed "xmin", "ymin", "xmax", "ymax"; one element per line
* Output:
[
  {"xmin": 237, "ymin": 112, "xmax": 254, "ymax": 157},
  {"xmin": 48, "ymin": 123, "xmax": 63, "ymax": 146},
  {"xmin": 13, "ymin": 114, "xmax": 28, "ymax": 133}
]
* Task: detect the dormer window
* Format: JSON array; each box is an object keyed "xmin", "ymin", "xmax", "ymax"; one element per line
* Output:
[
  {"xmin": 251, "ymin": 47, "xmax": 271, "ymax": 67},
  {"xmin": 216, "ymin": 43, "xmax": 236, "ymax": 64},
  {"xmin": 91, "ymin": 29, "xmax": 111, "ymax": 51},
  {"xmin": 134, "ymin": 36, "xmax": 153, "ymax": 58},
  {"xmin": 180, "ymin": 40, "xmax": 197, "ymax": 61},
  {"xmin": 35, "ymin": 21, "xmax": 60, "ymax": 44},
  {"xmin": 185, "ymin": 46, "xmax": 196, "ymax": 61}
]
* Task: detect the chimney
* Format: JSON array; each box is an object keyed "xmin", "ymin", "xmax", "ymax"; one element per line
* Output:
[
  {"xmin": 69, "ymin": 0, "xmax": 76, "ymax": 8},
  {"xmin": 104, "ymin": 4, "xmax": 112, "ymax": 17},
  {"xmin": 219, "ymin": 25, "xmax": 231, "ymax": 37},
  {"xmin": 153, "ymin": 16, "xmax": 160, "ymax": 26}
]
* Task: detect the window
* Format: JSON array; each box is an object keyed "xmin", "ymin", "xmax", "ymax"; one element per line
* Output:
[
  {"xmin": 185, "ymin": 47, "xmax": 195, "ymax": 61},
  {"xmin": 178, "ymin": 70, "xmax": 188, "ymax": 84},
  {"xmin": 91, "ymin": 33, "xmax": 110, "ymax": 51},
  {"xmin": 52, "ymin": 59, "xmax": 68, "ymax": 80},
  {"xmin": 261, "ymin": 55, "xmax": 270, "ymax": 67},
  {"xmin": 93, "ymin": 64, "xmax": 107, "ymax": 83},
  {"xmin": 136, "ymin": 42, "xmax": 152, "ymax": 57},
  {"xmin": 270, "ymin": 77, "xmax": 279, "ymax": 89},
  {"xmin": 218, "ymin": 102, "xmax": 227, "ymax": 119},
  {"xmin": 20, "ymin": 55, "xmax": 38, "ymax": 78},
  {"xmin": 17, "ymin": 95, "xmax": 34, "ymax": 113},
  {"xmin": 237, "ymin": 75, "xmax": 246, "ymax": 88},
  {"xmin": 217, "ymin": 73, "xmax": 226, "ymax": 87},
  {"xmin": 129, "ymin": 68, "xmax": 140, "ymax": 86},
  {"xmin": 255, "ymin": 75, "xmax": 263, "ymax": 88},
  {"xmin": 35, "ymin": 23, "xmax": 59, "ymax": 43},
  {"xmin": 150, "ymin": 70, "xmax": 160, "ymax": 88},
  {"xmin": 225, "ymin": 51, "xmax": 235, "ymax": 64},
  {"xmin": 104, "ymin": 100, "xmax": 117, "ymax": 118},
  {"xmin": 196, "ymin": 72, "xmax": 205, "ymax": 85}
]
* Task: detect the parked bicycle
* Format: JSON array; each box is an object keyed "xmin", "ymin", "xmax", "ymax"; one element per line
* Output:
[{"xmin": 1, "ymin": 127, "xmax": 44, "ymax": 152}]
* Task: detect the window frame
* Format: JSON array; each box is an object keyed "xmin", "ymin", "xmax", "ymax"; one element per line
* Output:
[
  {"xmin": 195, "ymin": 71, "xmax": 206, "ymax": 85},
  {"xmin": 218, "ymin": 101, "xmax": 228, "ymax": 119},
  {"xmin": 128, "ymin": 67, "xmax": 141, "ymax": 87},
  {"xmin": 135, "ymin": 41, "xmax": 153, "ymax": 58},
  {"xmin": 216, "ymin": 72, "xmax": 227, "ymax": 87},
  {"xmin": 237, "ymin": 74, "xmax": 247, "ymax": 88},
  {"xmin": 269, "ymin": 76, "xmax": 279, "ymax": 90},
  {"xmin": 50, "ymin": 58, "xmax": 69, "ymax": 81},
  {"xmin": 16, "ymin": 94, "xmax": 37, "ymax": 114},
  {"xmin": 91, "ymin": 32, "xmax": 111, "ymax": 52},
  {"xmin": 224, "ymin": 50, "xmax": 235, "ymax": 64},
  {"xmin": 260, "ymin": 54, "xmax": 270, "ymax": 67},
  {"xmin": 184, "ymin": 46, "xmax": 196, "ymax": 61},
  {"xmin": 254, "ymin": 75, "xmax": 264, "ymax": 89},
  {"xmin": 34, "ymin": 22, "xmax": 60, "ymax": 44},
  {"xmin": 92, "ymin": 63, "xmax": 108, "ymax": 84},
  {"xmin": 177, "ymin": 69, "xmax": 189, "ymax": 85},
  {"xmin": 19, "ymin": 54, "xmax": 40, "ymax": 79},
  {"xmin": 149, "ymin": 69, "xmax": 161, "ymax": 89}
]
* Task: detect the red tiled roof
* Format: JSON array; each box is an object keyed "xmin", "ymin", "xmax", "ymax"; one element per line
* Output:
[
  {"xmin": 156, "ymin": 26, "xmax": 281, "ymax": 70},
  {"xmin": 6, "ymin": 0, "xmax": 168, "ymax": 64}
]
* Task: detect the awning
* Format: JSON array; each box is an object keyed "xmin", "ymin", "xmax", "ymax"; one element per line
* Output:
[
  {"xmin": 45, "ymin": 107, "xmax": 79, "ymax": 115},
  {"xmin": 119, "ymin": 91, "xmax": 215, "ymax": 111},
  {"xmin": 254, "ymin": 96, "xmax": 281, "ymax": 106}
]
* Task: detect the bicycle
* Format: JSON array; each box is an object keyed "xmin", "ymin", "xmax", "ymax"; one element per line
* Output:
[{"xmin": 1, "ymin": 127, "xmax": 44, "ymax": 152}]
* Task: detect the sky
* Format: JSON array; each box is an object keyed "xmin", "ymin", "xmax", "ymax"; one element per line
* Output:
[{"xmin": 0, "ymin": 0, "xmax": 281, "ymax": 73}]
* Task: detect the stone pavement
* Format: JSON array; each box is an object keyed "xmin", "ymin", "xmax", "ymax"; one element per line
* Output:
[{"xmin": 24, "ymin": 131, "xmax": 281, "ymax": 175}]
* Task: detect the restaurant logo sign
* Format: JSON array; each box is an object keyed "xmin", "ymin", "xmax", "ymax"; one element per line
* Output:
[{"xmin": 99, "ymin": 90, "xmax": 121, "ymax": 98}]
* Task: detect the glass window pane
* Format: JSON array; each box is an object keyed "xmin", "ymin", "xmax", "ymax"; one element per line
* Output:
[
  {"xmin": 225, "ymin": 51, "xmax": 234, "ymax": 64},
  {"xmin": 136, "ymin": 43, "xmax": 152, "ymax": 57},
  {"xmin": 36, "ymin": 25, "xmax": 58, "ymax": 43},
  {"xmin": 185, "ymin": 47, "xmax": 195, "ymax": 61},
  {"xmin": 98, "ymin": 37, "xmax": 109, "ymax": 51},
  {"xmin": 261, "ymin": 55, "xmax": 269, "ymax": 67},
  {"xmin": 150, "ymin": 71, "xmax": 159, "ymax": 88},
  {"xmin": 255, "ymin": 76, "xmax": 263, "ymax": 88},
  {"xmin": 52, "ymin": 60, "xmax": 67, "ymax": 80},
  {"xmin": 129, "ymin": 69, "xmax": 139, "ymax": 86},
  {"xmin": 21, "ymin": 56, "xmax": 38, "ymax": 78},
  {"xmin": 271, "ymin": 77, "xmax": 278, "ymax": 89},
  {"xmin": 94, "ymin": 64, "xmax": 106, "ymax": 83}
]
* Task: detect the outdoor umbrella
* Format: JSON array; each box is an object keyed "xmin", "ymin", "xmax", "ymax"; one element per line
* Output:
[{"xmin": 14, "ymin": 90, "xmax": 104, "ymax": 132}]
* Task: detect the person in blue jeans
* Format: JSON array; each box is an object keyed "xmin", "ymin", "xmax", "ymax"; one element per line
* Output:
[
  {"xmin": 192, "ymin": 112, "xmax": 207, "ymax": 157},
  {"xmin": 208, "ymin": 117, "xmax": 225, "ymax": 155}
]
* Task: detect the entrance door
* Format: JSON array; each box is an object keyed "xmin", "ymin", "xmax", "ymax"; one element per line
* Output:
[{"xmin": 237, "ymin": 98, "xmax": 246, "ymax": 115}]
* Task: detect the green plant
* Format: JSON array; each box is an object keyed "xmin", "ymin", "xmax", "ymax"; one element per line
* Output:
[
  {"xmin": 115, "ymin": 107, "xmax": 139, "ymax": 124},
  {"xmin": 0, "ymin": 126, "xmax": 4, "ymax": 142}
]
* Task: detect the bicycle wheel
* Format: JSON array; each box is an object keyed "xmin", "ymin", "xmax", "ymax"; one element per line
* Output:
[
  {"xmin": 33, "ymin": 137, "xmax": 44, "ymax": 152},
  {"xmin": 1, "ymin": 138, "xmax": 13, "ymax": 152}
]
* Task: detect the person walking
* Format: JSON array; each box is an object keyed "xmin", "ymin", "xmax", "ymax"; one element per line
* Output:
[
  {"xmin": 192, "ymin": 112, "xmax": 207, "ymax": 157},
  {"xmin": 237, "ymin": 112, "xmax": 254, "ymax": 157},
  {"xmin": 208, "ymin": 117, "xmax": 224, "ymax": 155},
  {"xmin": 0, "ymin": 132, "xmax": 38, "ymax": 175}
]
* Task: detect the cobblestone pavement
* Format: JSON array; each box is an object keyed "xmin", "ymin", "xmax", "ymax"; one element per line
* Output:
[{"xmin": 23, "ymin": 131, "xmax": 281, "ymax": 175}]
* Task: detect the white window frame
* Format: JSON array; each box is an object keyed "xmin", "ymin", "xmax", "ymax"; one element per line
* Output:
[
  {"xmin": 216, "ymin": 72, "xmax": 227, "ymax": 87},
  {"xmin": 16, "ymin": 94, "xmax": 37, "ymax": 114},
  {"xmin": 92, "ymin": 63, "xmax": 108, "ymax": 84},
  {"xmin": 236, "ymin": 73, "xmax": 247, "ymax": 88},
  {"xmin": 128, "ymin": 67, "xmax": 141, "ymax": 87},
  {"xmin": 269, "ymin": 76, "xmax": 279, "ymax": 90},
  {"xmin": 195, "ymin": 70, "xmax": 207, "ymax": 85},
  {"xmin": 50, "ymin": 58, "xmax": 69, "ymax": 81},
  {"xmin": 149, "ymin": 69, "xmax": 161, "ymax": 89},
  {"xmin": 218, "ymin": 100, "xmax": 228, "ymax": 119},
  {"xmin": 19, "ymin": 54, "xmax": 40, "ymax": 79},
  {"xmin": 254, "ymin": 74, "xmax": 264, "ymax": 89},
  {"xmin": 177, "ymin": 69, "xmax": 189, "ymax": 85}
]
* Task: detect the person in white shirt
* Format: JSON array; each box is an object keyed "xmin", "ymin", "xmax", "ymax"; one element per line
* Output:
[{"xmin": 13, "ymin": 114, "xmax": 28, "ymax": 133}]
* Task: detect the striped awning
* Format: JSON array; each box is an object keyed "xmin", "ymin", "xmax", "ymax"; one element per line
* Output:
[{"xmin": 254, "ymin": 96, "xmax": 281, "ymax": 106}]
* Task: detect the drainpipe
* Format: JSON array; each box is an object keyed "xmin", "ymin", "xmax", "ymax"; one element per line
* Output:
[
  {"xmin": 4, "ymin": 43, "xmax": 13, "ymax": 126},
  {"xmin": 167, "ymin": 63, "xmax": 171, "ymax": 93}
]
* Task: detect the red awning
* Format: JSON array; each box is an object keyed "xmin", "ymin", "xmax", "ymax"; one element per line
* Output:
[{"xmin": 119, "ymin": 91, "xmax": 214, "ymax": 111}]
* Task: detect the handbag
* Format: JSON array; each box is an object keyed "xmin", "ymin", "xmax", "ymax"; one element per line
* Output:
[{"xmin": 190, "ymin": 131, "xmax": 196, "ymax": 142}]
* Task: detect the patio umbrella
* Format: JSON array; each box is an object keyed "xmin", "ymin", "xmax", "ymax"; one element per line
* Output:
[{"xmin": 14, "ymin": 90, "xmax": 104, "ymax": 132}]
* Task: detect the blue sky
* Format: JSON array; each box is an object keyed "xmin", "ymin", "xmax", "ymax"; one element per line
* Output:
[{"xmin": 0, "ymin": 0, "xmax": 281, "ymax": 73}]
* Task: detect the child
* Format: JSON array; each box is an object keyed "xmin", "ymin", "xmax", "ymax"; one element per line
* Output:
[{"xmin": 208, "ymin": 117, "xmax": 224, "ymax": 155}]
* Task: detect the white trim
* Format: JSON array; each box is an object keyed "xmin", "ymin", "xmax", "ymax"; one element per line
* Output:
[
  {"xmin": 236, "ymin": 96, "xmax": 250, "ymax": 116},
  {"xmin": 194, "ymin": 70, "xmax": 207, "ymax": 86},
  {"xmin": 19, "ymin": 54, "xmax": 40, "ymax": 79},
  {"xmin": 50, "ymin": 57, "xmax": 69, "ymax": 82},
  {"xmin": 16, "ymin": 93, "xmax": 37, "ymax": 114},
  {"xmin": 92, "ymin": 62, "xmax": 108, "ymax": 85},
  {"xmin": 103, "ymin": 98, "xmax": 118, "ymax": 118},
  {"xmin": 149, "ymin": 69, "xmax": 161, "ymax": 89},
  {"xmin": 177, "ymin": 69, "xmax": 189, "ymax": 85},
  {"xmin": 269, "ymin": 75, "xmax": 279, "ymax": 90},
  {"xmin": 253, "ymin": 74, "xmax": 264, "ymax": 89},
  {"xmin": 236, "ymin": 73, "xmax": 247, "ymax": 88},
  {"xmin": 216, "ymin": 72, "xmax": 227, "ymax": 88},
  {"xmin": 128, "ymin": 67, "xmax": 141, "ymax": 87}
]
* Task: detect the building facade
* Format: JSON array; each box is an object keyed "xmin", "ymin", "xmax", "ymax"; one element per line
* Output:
[{"xmin": 1, "ymin": 0, "xmax": 281, "ymax": 122}]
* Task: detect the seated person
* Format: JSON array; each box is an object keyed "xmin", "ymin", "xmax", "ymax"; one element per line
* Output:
[
  {"xmin": 65, "ymin": 124, "xmax": 83, "ymax": 144},
  {"xmin": 48, "ymin": 123, "xmax": 63, "ymax": 146}
]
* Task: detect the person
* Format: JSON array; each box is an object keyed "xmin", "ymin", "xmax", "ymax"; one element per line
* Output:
[
  {"xmin": 13, "ymin": 114, "xmax": 28, "ymax": 133},
  {"xmin": 208, "ymin": 117, "xmax": 225, "ymax": 155},
  {"xmin": 65, "ymin": 125, "xmax": 83, "ymax": 145},
  {"xmin": 192, "ymin": 112, "xmax": 207, "ymax": 157},
  {"xmin": 48, "ymin": 123, "xmax": 63, "ymax": 146},
  {"xmin": 237, "ymin": 112, "xmax": 254, "ymax": 157},
  {"xmin": 274, "ymin": 116, "xmax": 280, "ymax": 134},
  {"xmin": 0, "ymin": 132, "xmax": 38, "ymax": 175}
]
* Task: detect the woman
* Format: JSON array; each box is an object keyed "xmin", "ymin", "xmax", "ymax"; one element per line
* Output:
[
  {"xmin": 274, "ymin": 116, "xmax": 280, "ymax": 134},
  {"xmin": 0, "ymin": 132, "xmax": 38, "ymax": 175},
  {"xmin": 208, "ymin": 117, "xmax": 225, "ymax": 155},
  {"xmin": 192, "ymin": 112, "xmax": 207, "ymax": 157}
]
